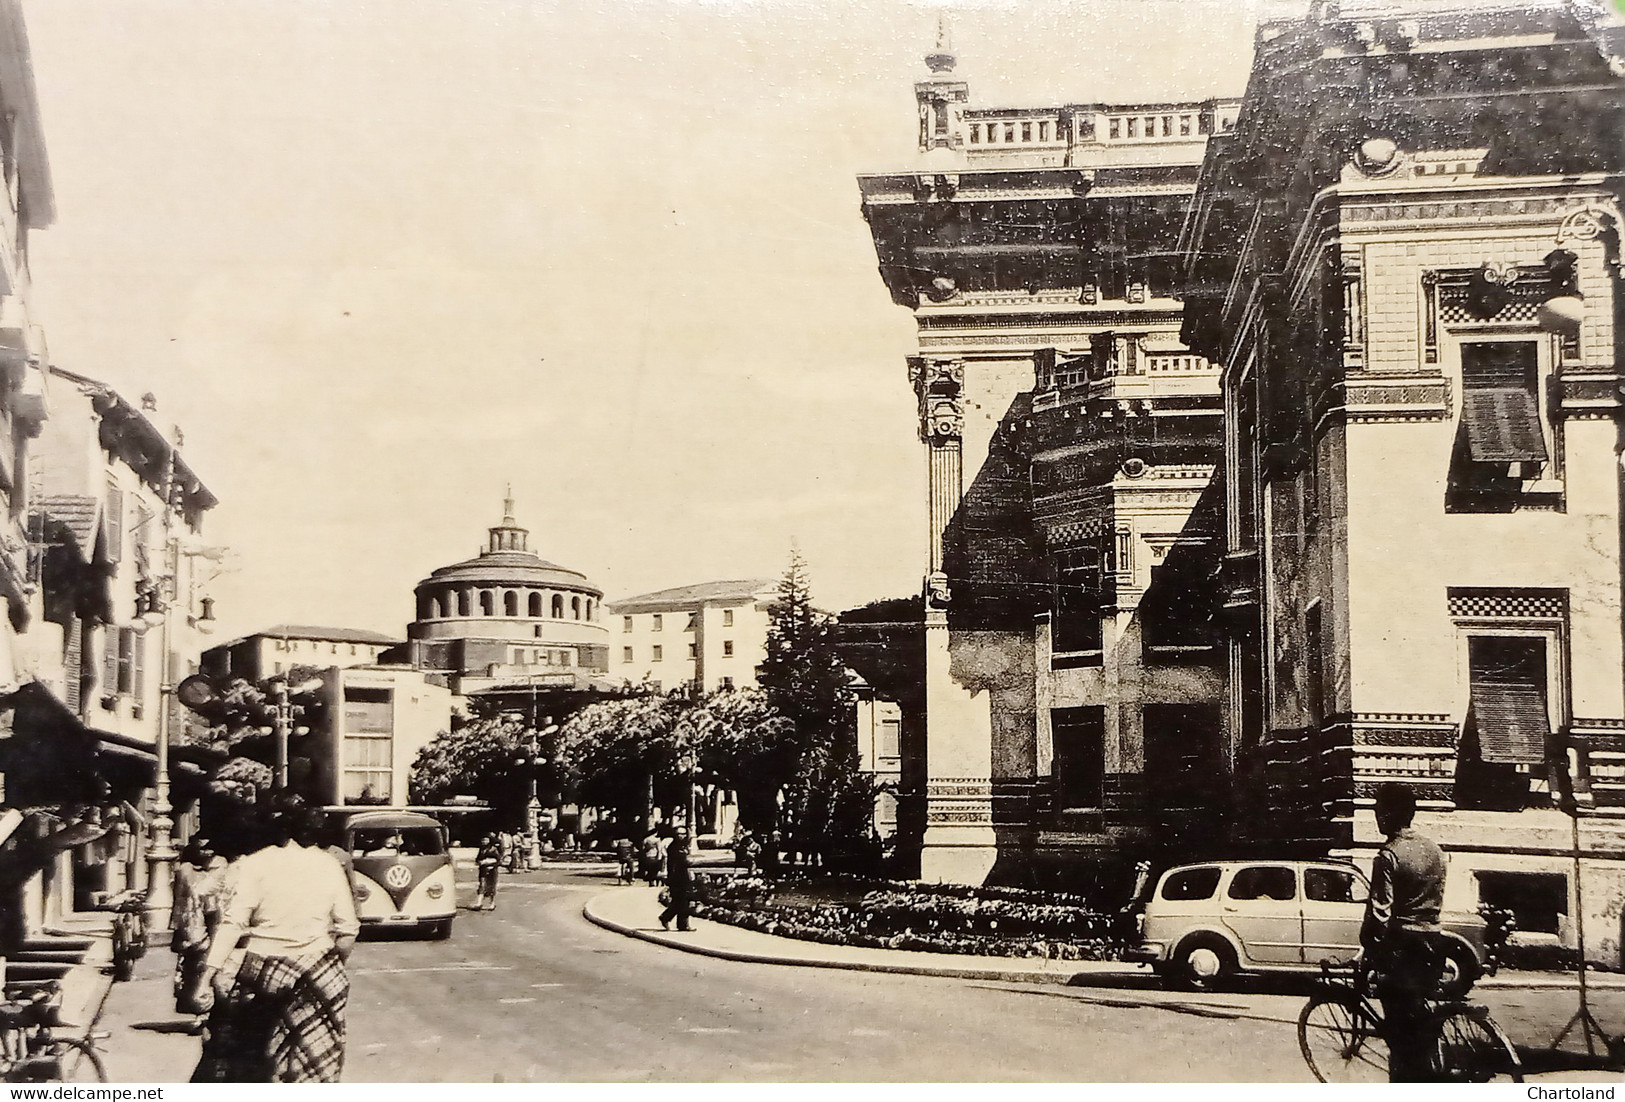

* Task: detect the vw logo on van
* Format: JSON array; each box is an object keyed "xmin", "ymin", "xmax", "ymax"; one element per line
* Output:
[{"xmin": 384, "ymin": 864, "xmax": 413, "ymax": 889}]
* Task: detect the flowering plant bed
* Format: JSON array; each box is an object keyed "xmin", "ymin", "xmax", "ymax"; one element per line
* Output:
[{"xmin": 689, "ymin": 872, "xmax": 1132, "ymax": 960}]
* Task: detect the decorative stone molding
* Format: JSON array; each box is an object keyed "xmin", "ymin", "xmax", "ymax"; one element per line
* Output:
[{"xmin": 908, "ymin": 356, "xmax": 965, "ymax": 444}]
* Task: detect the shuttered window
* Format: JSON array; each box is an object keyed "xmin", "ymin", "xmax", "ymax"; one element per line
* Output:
[
  {"xmin": 1467, "ymin": 635, "xmax": 1549, "ymax": 765},
  {"xmin": 1459, "ymin": 342, "xmax": 1546, "ymax": 464},
  {"xmin": 1461, "ymin": 388, "xmax": 1547, "ymax": 463},
  {"xmin": 103, "ymin": 630, "xmax": 119, "ymax": 700}
]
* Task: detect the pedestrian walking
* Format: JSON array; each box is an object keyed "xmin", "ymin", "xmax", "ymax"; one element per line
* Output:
[
  {"xmin": 508, "ymin": 830, "xmax": 528, "ymax": 873},
  {"xmin": 187, "ymin": 801, "xmax": 360, "ymax": 1083},
  {"xmin": 475, "ymin": 834, "xmax": 502, "ymax": 911},
  {"xmin": 172, "ymin": 837, "xmax": 227, "ymax": 1018},
  {"xmin": 639, "ymin": 830, "xmax": 664, "ymax": 886},
  {"xmin": 614, "ymin": 837, "xmax": 635, "ymax": 884},
  {"xmin": 658, "ymin": 825, "xmax": 694, "ymax": 933}
]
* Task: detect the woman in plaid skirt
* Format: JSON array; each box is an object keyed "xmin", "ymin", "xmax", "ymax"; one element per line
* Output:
[{"xmin": 187, "ymin": 802, "xmax": 360, "ymax": 1083}]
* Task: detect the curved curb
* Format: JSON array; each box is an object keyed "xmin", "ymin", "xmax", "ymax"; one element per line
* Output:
[
  {"xmin": 580, "ymin": 894, "xmax": 1624, "ymax": 993},
  {"xmin": 581, "ymin": 894, "xmax": 1094, "ymax": 986}
]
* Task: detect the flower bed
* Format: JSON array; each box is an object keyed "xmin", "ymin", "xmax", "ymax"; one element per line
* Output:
[{"xmin": 689, "ymin": 872, "xmax": 1132, "ymax": 960}]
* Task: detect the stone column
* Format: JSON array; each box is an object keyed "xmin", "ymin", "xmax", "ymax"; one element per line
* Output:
[{"xmin": 910, "ymin": 356, "xmax": 997, "ymax": 883}]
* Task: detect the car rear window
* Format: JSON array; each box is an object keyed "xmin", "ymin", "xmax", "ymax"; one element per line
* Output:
[
  {"xmin": 1304, "ymin": 868, "xmax": 1366, "ymax": 904},
  {"xmin": 1227, "ymin": 865, "xmax": 1297, "ymax": 902},
  {"xmin": 1160, "ymin": 866, "xmax": 1222, "ymax": 901}
]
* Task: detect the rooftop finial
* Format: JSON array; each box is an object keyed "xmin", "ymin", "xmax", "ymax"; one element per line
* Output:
[
  {"xmin": 925, "ymin": 11, "xmax": 956, "ymax": 74},
  {"xmin": 503, "ymin": 483, "xmax": 515, "ymax": 525}
]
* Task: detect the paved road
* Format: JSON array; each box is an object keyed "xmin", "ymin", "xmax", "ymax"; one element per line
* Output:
[
  {"xmin": 100, "ymin": 864, "xmax": 1625, "ymax": 1082},
  {"xmin": 339, "ymin": 866, "xmax": 1624, "ymax": 1082}
]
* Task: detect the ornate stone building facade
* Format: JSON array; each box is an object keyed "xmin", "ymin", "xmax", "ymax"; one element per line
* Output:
[
  {"xmin": 1180, "ymin": 0, "xmax": 1625, "ymax": 961},
  {"xmin": 860, "ymin": 33, "xmax": 1239, "ymax": 884}
]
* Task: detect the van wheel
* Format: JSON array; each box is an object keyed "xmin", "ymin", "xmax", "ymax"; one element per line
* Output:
[
  {"xmin": 1170, "ymin": 936, "xmax": 1236, "ymax": 991},
  {"xmin": 1437, "ymin": 940, "xmax": 1480, "ymax": 998}
]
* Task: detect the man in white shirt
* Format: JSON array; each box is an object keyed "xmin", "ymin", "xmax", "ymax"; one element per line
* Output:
[{"xmin": 190, "ymin": 803, "xmax": 360, "ymax": 1083}]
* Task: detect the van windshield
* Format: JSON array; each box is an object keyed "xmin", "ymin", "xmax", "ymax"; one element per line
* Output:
[{"xmin": 350, "ymin": 827, "xmax": 444, "ymax": 858}]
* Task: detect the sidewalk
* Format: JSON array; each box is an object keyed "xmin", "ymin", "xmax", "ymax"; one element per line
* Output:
[
  {"xmin": 584, "ymin": 885, "xmax": 1625, "ymax": 992},
  {"xmin": 92, "ymin": 945, "xmax": 199, "ymax": 1083}
]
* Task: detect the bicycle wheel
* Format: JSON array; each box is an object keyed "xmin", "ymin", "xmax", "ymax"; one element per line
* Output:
[
  {"xmin": 48, "ymin": 1039, "xmax": 107, "ymax": 1083},
  {"xmin": 1299, "ymin": 993, "xmax": 1390, "ymax": 1083},
  {"xmin": 1434, "ymin": 1008, "xmax": 1522, "ymax": 1082}
]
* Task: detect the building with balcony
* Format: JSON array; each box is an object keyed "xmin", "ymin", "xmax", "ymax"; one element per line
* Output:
[
  {"xmin": 394, "ymin": 494, "xmax": 610, "ymax": 696},
  {"xmin": 7, "ymin": 367, "xmax": 217, "ymax": 944},
  {"xmin": 607, "ymin": 578, "xmax": 775, "ymax": 693},
  {"xmin": 1179, "ymin": 0, "xmax": 1625, "ymax": 962},
  {"xmin": 858, "ymin": 29, "xmax": 1237, "ymax": 884}
]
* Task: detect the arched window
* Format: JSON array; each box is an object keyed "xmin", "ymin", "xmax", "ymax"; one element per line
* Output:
[
  {"xmin": 429, "ymin": 595, "xmax": 443, "ymax": 619},
  {"xmin": 551, "ymin": 594, "xmax": 564, "ymax": 618},
  {"xmin": 418, "ymin": 593, "xmax": 432, "ymax": 620},
  {"xmin": 528, "ymin": 592, "xmax": 543, "ymax": 618},
  {"xmin": 572, "ymin": 596, "xmax": 582, "ymax": 620},
  {"xmin": 457, "ymin": 589, "xmax": 471, "ymax": 617},
  {"xmin": 504, "ymin": 591, "xmax": 518, "ymax": 617},
  {"xmin": 480, "ymin": 590, "xmax": 495, "ymax": 617},
  {"xmin": 585, "ymin": 599, "xmax": 594, "ymax": 620}
]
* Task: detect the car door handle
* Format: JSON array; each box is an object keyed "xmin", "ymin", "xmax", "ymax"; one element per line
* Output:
[{"xmin": 1222, "ymin": 905, "xmax": 1239, "ymax": 912}]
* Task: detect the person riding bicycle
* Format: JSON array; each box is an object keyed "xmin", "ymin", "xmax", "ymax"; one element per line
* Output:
[{"xmin": 1361, "ymin": 782, "xmax": 1447, "ymax": 1082}]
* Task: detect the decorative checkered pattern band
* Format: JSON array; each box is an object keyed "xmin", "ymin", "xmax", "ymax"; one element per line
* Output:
[{"xmin": 1447, "ymin": 587, "xmax": 1568, "ymax": 620}]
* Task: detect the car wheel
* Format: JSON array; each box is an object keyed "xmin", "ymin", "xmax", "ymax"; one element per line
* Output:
[
  {"xmin": 1437, "ymin": 939, "xmax": 1481, "ymax": 998},
  {"xmin": 1170, "ymin": 935, "xmax": 1236, "ymax": 991}
]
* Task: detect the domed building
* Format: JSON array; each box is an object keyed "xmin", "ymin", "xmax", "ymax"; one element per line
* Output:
[{"xmin": 399, "ymin": 494, "xmax": 610, "ymax": 694}]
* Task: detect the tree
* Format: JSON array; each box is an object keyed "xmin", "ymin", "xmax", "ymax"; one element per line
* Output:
[
  {"xmin": 757, "ymin": 550, "xmax": 873, "ymax": 863},
  {"xmin": 677, "ymin": 687, "xmax": 795, "ymax": 834},
  {"xmin": 553, "ymin": 692, "xmax": 688, "ymax": 833},
  {"xmin": 176, "ymin": 666, "xmax": 329, "ymax": 807},
  {"xmin": 408, "ymin": 712, "xmax": 530, "ymax": 824}
]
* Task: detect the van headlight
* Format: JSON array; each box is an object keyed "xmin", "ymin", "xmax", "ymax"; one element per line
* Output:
[{"xmin": 426, "ymin": 883, "xmax": 444, "ymax": 899}]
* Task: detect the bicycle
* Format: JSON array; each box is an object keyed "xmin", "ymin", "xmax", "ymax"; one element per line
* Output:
[
  {"xmin": 0, "ymin": 987, "xmax": 108, "ymax": 1083},
  {"xmin": 100, "ymin": 889, "xmax": 148, "ymax": 982},
  {"xmin": 1298, "ymin": 959, "xmax": 1522, "ymax": 1083}
]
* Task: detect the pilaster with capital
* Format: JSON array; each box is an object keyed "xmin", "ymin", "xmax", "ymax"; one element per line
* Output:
[{"xmin": 909, "ymin": 357, "xmax": 965, "ymax": 576}]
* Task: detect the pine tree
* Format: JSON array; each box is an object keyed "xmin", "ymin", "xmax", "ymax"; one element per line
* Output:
[{"xmin": 757, "ymin": 549, "xmax": 872, "ymax": 864}]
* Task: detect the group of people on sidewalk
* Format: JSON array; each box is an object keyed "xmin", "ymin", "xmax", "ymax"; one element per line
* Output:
[{"xmin": 168, "ymin": 797, "xmax": 359, "ymax": 1084}]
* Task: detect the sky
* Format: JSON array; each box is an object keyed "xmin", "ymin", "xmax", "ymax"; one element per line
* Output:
[{"xmin": 18, "ymin": 0, "xmax": 1262, "ymax": 645}]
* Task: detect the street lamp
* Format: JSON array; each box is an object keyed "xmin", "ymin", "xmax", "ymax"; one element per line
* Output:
[{"xmin": 143, "ymin": 534, "xmax": 179, "ymax": 938}]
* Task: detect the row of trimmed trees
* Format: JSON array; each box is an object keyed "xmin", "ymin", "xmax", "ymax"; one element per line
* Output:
[{"xmin": 408, "ymin": 552, "xmax": 879, "ymax": 866}]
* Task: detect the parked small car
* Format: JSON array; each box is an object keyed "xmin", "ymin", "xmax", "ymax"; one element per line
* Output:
[{"xmin": 1131, "ymin": 860, "xmax": 1487, "ymax": 993}]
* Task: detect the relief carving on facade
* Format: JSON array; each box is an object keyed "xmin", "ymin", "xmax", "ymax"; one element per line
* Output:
[{"xmin": 908, "ymin": 356, "xmax": 965, "ymax": 443}]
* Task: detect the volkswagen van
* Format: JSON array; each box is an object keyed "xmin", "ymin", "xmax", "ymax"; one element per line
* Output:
[{"xmin": 334, "ymin": 810, "xmax": 456, "ymax": 939}]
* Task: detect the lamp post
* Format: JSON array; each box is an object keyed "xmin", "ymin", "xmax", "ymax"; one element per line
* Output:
[
  {"xmin": 524, "ymin": 714, "xmax": 557, "ymax": 870},
  {"xmin": 143, "ymin": 534, "xmax": 178, "ymax": 938},
  {"xmin": 268, "ymin": 679, "xmax": 305, "ymax": 791}
]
